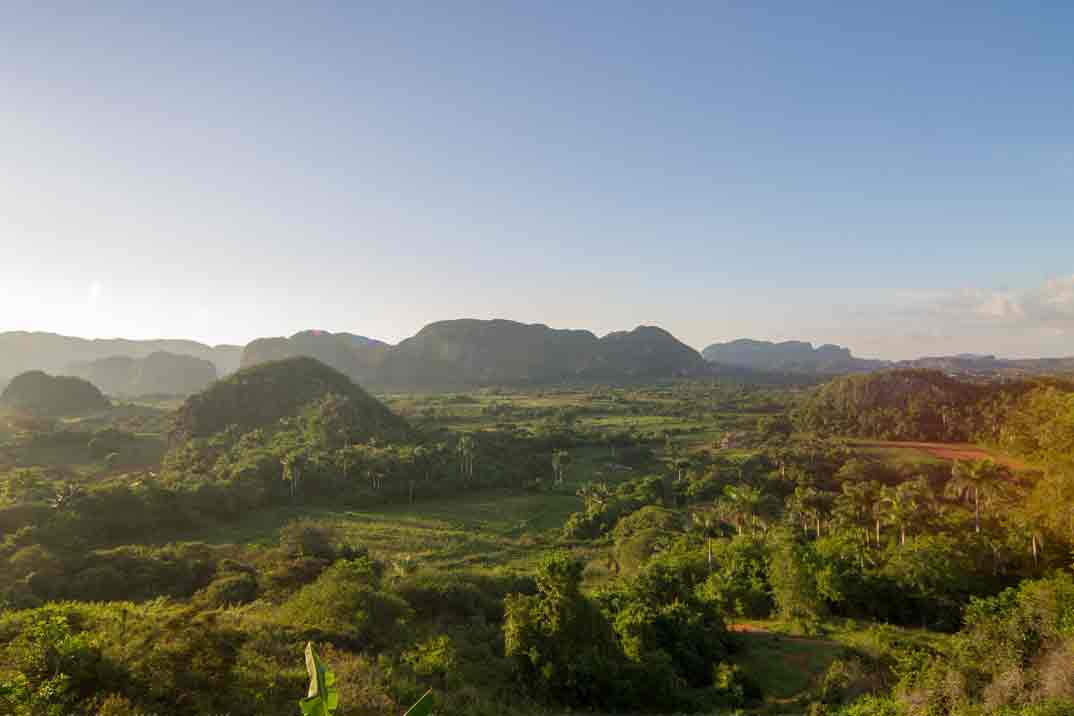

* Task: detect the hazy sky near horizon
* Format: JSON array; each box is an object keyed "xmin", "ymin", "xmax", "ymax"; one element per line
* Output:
[{"xmin": 3, "ymin": 2, "xmax": 1074, "ymax": 359}]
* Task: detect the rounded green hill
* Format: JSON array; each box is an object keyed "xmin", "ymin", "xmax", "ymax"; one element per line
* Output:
[{"xmin": 170, "ymin": 356, "xmax": 409, "ymax": 441}]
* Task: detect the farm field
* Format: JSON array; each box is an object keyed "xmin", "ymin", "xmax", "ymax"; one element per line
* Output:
[
  {"xmin": 849, "ymin": 439, "xmax": 1030, "ymax": 470},
  {"xmin": 198, "ymin": 487, "xmax": 588, "ymax": 573}
]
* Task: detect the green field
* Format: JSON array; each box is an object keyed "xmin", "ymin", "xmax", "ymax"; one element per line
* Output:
[{"xmin": 199, "ymin": 488, "xmax": 586, "ymax": 572}]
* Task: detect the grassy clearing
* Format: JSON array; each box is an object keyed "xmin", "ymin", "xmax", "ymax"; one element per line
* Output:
[
  {"xmin": 199, "ymin": 487, "xmax": 586, "ymax": 571},
  {"xmin": 733, "ymin": 627, "xmax": 844, "ymax": 704},
  {"xmin": 849, "ymin": 439, "xmax": 1030, "ymax": 471},
  {"xmin": 730, "ymin": 618, "xmax": 949, "ymax": 712},
  {"xmin": 6, "ymin": 434, "xmax": 166, "ymax": 474},
  {"xmin": 730, "ymin": 618, "xmax": 949, "ymax": 713}
]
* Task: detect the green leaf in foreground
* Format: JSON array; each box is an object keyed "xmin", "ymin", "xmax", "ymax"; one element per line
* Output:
[
  {"xmin": 299, "ymin": 641, "xmax": 339, "ymax": 716},
  {"xmin": 403, "ymin": 689, "xmax": 434, "ymax": 716}
]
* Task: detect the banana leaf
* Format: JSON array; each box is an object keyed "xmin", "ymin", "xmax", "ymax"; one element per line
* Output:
[
  {"xmin": 299, "ymin": 642, "xmax": 339, "ymax": 716},
  {"xmin": 403, "ymin": 689, "xmax": 434, "ymax": 716}
]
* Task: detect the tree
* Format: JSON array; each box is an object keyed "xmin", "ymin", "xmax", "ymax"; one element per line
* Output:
[
  {"xmin": 1026, "ymin": 463, "xmax": 1074, "ymax": 546},
  {"xmin": 768, "ymin": 532, "xmax": 825, "ymax": 633},
  {"xmin": 878, "ymin": 482, "xmax": 919, "ymax": 545},
  {"xmin": 552, "ymin": 449, "xmax": 571, "ymax": 485},
  {"xmin": 833, "ymin": 480, "xmax": 882, "ymax": 566},
  {"xmin": 456, "ymin": 435, "xmax": 475, "ymax": 482},
  {"xmin": 503, "ymin": 553, "xmax": 622, "ymax": 708},
  {"xmin": 946, "ymin": 459, "xmax": 1006, "ymax": 534},
  {"xmin": 48, "ymin": 482, "xmax": 83, "ymax": 511},
  {"xmin": 721, "ymin": 485, "xmax": 769, "ymax": 536},
  {"xmin": 691, "ymin": 509, "xmax": 719, "ymax": 570},
  {"xmin": 757, "ymin": 414, "xmax": 793, "ymax": 443},
  {"xmin": 577, "ymin": 481, "xmax": 611, "ymax": 516},
  {"xmin": 789, "ymin": 485, "xmax": 833, "ymax": 538},
  {"xmin": 282, "ymin": 450, "xmax": 306, "ymax": 500}
]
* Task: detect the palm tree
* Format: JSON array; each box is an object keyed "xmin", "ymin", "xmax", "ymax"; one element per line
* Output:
[
  {"xmin": 723, "ymin": 484, "xmax": 767, "ymax": 536},
  {"xmin": 577, "ymin": 481, "xmax": 610, "ymax": 515},
  {"xmin": 48, "ymin": 482, "xmax": 83, "ymax": 511},
  {"xmin": 878, "ymin": 482, "xmax": 918, "ymax": 545},
  {"xmin": 412, "ymin": 445, "xmax": 429, "ymax": 481},
  {"xmin": 337, "ymin": 444, "xmax": 361, "ymax": 481},
  {"xmin": 282, "ymin": 450, "xmax": 305, "ymax": 500},
  {"xmin": 946, "ymin": 459, "xmax": 1005, "ymax": 534},
  {"xmin": 671, "ymin": 457, "xmax": 692, "ymax": 483},
  {"xmin": 457, "ymin": 435, "xmax": 476, "ymax": 482},
  {"xmin": 834, "ymin": 480, "xmax": 882, "ymax": 556},
  {"xmin": 692, "ymin": 510, "xmax": 719, "ymax": 571},
  {"xmin": 551, "ymin": 449, "xmax": 571, "ymax": 485},
  {"xmin": 790, "ymin": 485, "xmax": 833, "ymax": 538}
]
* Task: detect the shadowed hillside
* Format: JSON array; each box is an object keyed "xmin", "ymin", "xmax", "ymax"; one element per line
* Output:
[
  {"xmin": 0, "ymin": 370, "xmax": 110, "ymax": 416},
  {"xmin": 240, "ymin": 330, "xmax": 389, "ymax": 382},
  {"xmin": 170, "ymin": 356, "xmax": 409, "ymax": 441},
  {"xmin": 377, "ymin": 319, "xmax": 708, "ymax": 388},
  {"xmin": 68, "ymin": 351, "xmax": 217, "ymax": 397},
  {"xmin": 703, "ymin": 339, "xmax": 887, "ymax": 374},
  {"xmin": 377, "ymin": 319, "xmax": 599, "ymax": 387}
]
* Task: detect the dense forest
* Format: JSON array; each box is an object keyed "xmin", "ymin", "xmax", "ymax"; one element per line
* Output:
[
  {"xmin": 797, "ymin": 369, "xmax": 1074, "ymax": 461},
  {"xmin": 0, "ymin": 361, "xmax": 1072, "ymax": 715}
]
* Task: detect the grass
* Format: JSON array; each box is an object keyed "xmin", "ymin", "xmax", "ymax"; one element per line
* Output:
[
  {"xmin": 732, "ymin": 627, "xmax": 844, "ymax": 703},
  {"xmin": 853, "ymin": 444, "xmax": 948, "ymax": 470},
  {"xmin": 727, "ymin": 618, "xmax": 950, "ymax": 712},
  {"xmin": 848, "ymin": 439, "xmax": 1031, "ymax": 472},
  {"xmin": 199, "ymin": 487, "xmax": 586, "ymax": 571},
  {"xmin": 6, "ymin": 434, "xmax": 166, "ymax": 474}
]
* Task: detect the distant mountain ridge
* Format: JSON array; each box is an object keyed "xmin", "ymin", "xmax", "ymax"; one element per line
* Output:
[
  {"xmin": 374, "ymin": 320, "xmax": 706, "ymax": 388},
  {"xmin": 0, "ymin": 332, "xmax": 241, "ymax": 380},
  {"xmin": 240, "ymin": 330, "xmax": 390, "ymax": 383},
  {"xmin": 240, "ymin": 320, "xmax": 708, "ymax": 389},
  {"xmin": 702, "ymin": 339, "xmax": 887, "ymax": 374},
  {"xmin": 895, "ymin": 354, "xmax": 1074, "ymax": 377},
  {"xmin": 703, "ymin": 338, "xmax": 1074, "ymax": 377},
  {"xmin": 67, "ymin": 351, "xmax": 218, "ymax": 397},
  {"xmin": 8, "ymin": 326, "xmax": 1074, "ymax": 391}
]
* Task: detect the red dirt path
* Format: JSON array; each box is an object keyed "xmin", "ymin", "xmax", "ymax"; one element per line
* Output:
[{"xmin": 855, "ymin": 440, "xmax": 1028, "ymax": 469}]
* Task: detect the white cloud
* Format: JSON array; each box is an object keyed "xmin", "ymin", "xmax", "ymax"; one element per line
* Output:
[{"xmin": 901, "ymin": 275, "xmax": 1074, "ymax": 332}]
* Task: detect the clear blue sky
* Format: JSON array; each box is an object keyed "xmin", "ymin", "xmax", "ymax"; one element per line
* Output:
[{"xmin": 3, "ymin": 2, "xmax": 1073, "ymax": 359}]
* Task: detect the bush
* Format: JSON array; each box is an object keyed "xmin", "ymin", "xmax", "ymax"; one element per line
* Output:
[
  {"xmin": 611, "ymin": 505, "xmax": 682, "ymax": 542},
  {"xmin": 769, "ymin": 533, "xmax": 826, "ymax": 634},
  {"xmin": 394, "ymin": 572, "xmax": 530, "ymax": 624},
  {"xmin": 698, "ymin": 536, "xmax": 773, "ymax": 618},
  {"xmin": 279, "ymin": 520, "xmax": 338, "ymax": 561},
  {"xmin": 280, "ymin": 558, "xmax": 411, "ymax": 647},
  {"xmin": 615, "ymin": 528, "xmax": 674, "ymax": 574},
  {"xmin": 503, "ymin": 553, "xmax": 626, "ymax": 710},
  {"xmin": 835, "ymin": 695, "xmax": 901, "ymax": 716},
  {"xmin": 96, "ymin": 693, "xmax": 138, "ymax": 716},
  {"xmin": 201, "ymin": 573, "xmax": 259, "ymax": 607}
]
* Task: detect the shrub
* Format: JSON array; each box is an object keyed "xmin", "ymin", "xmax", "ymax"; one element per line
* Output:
[
  {"xmin": 201, "ymin": 573, "xmax": 259, "ymax": 607},
  {"xmin": 280, "ymin": 558, "xmax": 411, "ymax": 647},
  {"xmin": 279, "ymin": 520, "xmax": 338, "ymax": 561},
  {"xmin": 769, "ymin": 533, "xmax": 826, "ymax": 634}
]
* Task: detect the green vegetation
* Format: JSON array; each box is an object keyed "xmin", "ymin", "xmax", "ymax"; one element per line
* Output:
[
  {"xmin": 1, "ymin": 360, "xmax": 1073, "ymax": 715},
  {"xmin": 1, "ymin": 371, "xmax": 110, "ymax": 416},
  {"xmin": 171, "ymin": 357, "xmax": 410, "ymax": 440}
]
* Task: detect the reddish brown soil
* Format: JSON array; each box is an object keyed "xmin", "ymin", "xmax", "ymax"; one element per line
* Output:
[{"xmin": 856, "ymin": 440, "xmax": 1028, "ymax": 469}]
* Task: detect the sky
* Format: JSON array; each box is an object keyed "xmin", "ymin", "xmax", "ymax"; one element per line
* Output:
[{"xmin": 2, "ymin": 2, "xmax": 1074, "ymax": 360}]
